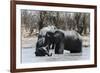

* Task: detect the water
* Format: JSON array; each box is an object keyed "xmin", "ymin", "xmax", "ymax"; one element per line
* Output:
[{"xmin": 22, "ymin": 47, "xmax": 90, "ymax": 63}]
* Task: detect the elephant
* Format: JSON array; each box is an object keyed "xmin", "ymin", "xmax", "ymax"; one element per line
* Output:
[
  {"xmin": 35, "ymin": 26, "xmax": 82, "ymax": 56},
  {"xmin": 35, "ymin": 36, "xmax": 52, "ymax": 56},
  {"xmin": 35, "ymin": 26, "xmax": 56, "ymax": 56},
  {"xmin": 36, "ymin": 25, "xmax": 57, "ymax": 53},
  {"xmin": 49, "ymin": 30, "xmax": 82, "ymax": 54}
]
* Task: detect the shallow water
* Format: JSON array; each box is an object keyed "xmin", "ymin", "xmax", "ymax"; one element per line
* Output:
[{"xmin": 21, "ymin": 47, "xmax": 90, "ymax": 63}]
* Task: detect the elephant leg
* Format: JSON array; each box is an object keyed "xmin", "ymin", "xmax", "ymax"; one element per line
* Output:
[
  {"xmin": 59, "ymin": 42, "xmax": 64, "ymax": 54},
  {"xmin": 51, "ymin": 42, "xmax": 55, "ymax": 49},
  {"xmin": 55, "ymin": 42, "xmax": 64, "ymax": 54},
  {"xmin": 55, "ymin": 43, "xmax": 60, "ymax": 54}
]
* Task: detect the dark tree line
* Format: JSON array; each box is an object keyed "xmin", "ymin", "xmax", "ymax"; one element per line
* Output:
[{"xmin": 21, "ymin": 9, "xmax": 90, "ymax": 36}]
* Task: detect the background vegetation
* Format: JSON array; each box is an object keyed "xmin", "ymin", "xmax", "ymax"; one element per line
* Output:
[{"xmin": 21, "ymin": 9, "xmax": 90, "ymax": 36}]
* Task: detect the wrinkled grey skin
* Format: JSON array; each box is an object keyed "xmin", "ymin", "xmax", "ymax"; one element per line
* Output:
[
  {"xmin": 45, "ymin": 30, "xmax": 82, "ymax": 54},
  {"xmin": 63, "ymin": 30, "xmax": 82, "ymax": 53},
  {"xmin": 35, "ymin": 36, "xmax": 52, "ymax": 56},
  {"xmin": 35, "ymin": 26, "xmax": 82, "ymax": 56}
]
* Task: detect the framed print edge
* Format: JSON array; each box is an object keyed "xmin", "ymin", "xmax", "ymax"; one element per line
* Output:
[
  {"xmin": 10, "ymin": 1, "xmax": 16, "ymax": 73},
  {"xmin": 10, "ymin": 0, "xmax": 97, "ymax": 73},
  {"xmin": 94, "ymin": 6, "xmax": 97, "ymax": 67}
]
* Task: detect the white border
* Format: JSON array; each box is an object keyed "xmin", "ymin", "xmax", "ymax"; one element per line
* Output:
[{"xmin": 16, "ymin": 5, "xmax": 94, "ymax": 69}]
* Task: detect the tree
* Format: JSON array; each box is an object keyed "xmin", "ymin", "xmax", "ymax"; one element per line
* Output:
[{"xmin": 21, "ymin": 10, "xmax": 90, "ymax": 36}]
